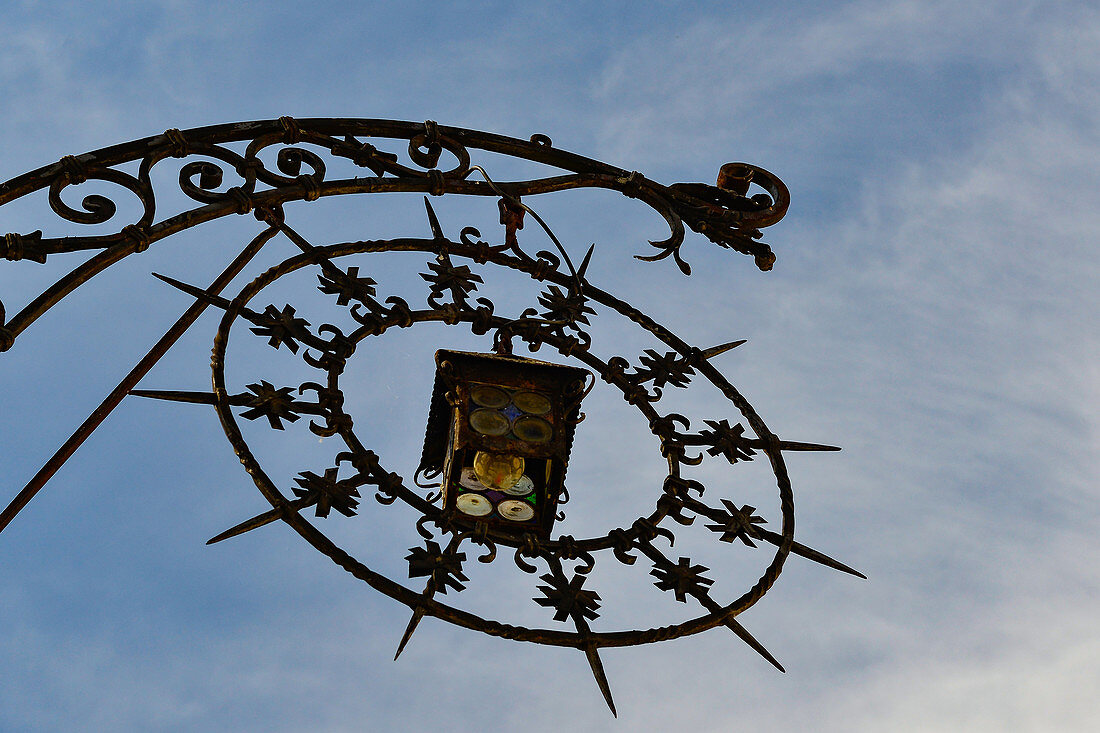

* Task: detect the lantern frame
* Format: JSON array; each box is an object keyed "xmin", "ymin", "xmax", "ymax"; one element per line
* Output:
[{"xmin": 421, "ymin": 349, "xmax": 590, "ymax": 541}]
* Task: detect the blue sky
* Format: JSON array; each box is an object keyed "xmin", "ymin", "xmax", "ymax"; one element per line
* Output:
[{"xmin": 2, "ymin": 1, "xmax": 1098, "ymax": 731}]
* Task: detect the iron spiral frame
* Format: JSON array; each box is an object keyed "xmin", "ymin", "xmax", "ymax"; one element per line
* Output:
[{"xmin": 0, "ymin": 118, "xmax": 858, "ymax": 715}]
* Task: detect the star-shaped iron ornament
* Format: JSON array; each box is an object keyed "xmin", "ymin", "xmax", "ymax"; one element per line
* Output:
[
  {"xmin": 249, "ymin": 304, "xmax": 311, "ymax": 353},
  {"xmin": 238, "ymin": 380, "xmax": 302, "ymax": 430},
  {"xmin": 651, "ymin": 557, "xmax": 714, "ymax": 603},
  {"xmin": 405, "ymin": 540, "xmax": 469, "ymax": 595},
  {"xmin": 534, "ymin": 572, "xmax": 602, "ymax": 622},
  {"xmin": 633, "ymin": 348, "xmax": 695, "ymax": 389},
  {"xmin": 706, "ymin": 500, "xmax": 766, "ymax": 546},
  {"xmin": 292, "ymin": 467, "xmax": 361, "ymax": 518},
  {"xmin": 317, "ymin": 265, "xmax": 377, "ymax": 307},
  {"xmin": 537, "ymin": 284, "xmax": 595, "ymax": 327},
  {"xmin": 420, "ymin": 258, "xmax": 484, "ymax": 309},
  {"xmin": 700, "ymin": 419, "xmax": 757, "ymax": 464}
]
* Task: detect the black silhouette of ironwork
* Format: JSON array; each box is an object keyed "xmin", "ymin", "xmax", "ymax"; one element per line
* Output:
[{"xmin": 0, "ymin": 117, "xmax": 860, "ymax": 716}]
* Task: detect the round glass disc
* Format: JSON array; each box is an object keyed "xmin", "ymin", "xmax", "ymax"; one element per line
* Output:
[
  {"xmin": 456, "ymin": 493, "xmax": 492, "ymax": 516},
  {"xmin": 470, "ymin": 385, "xmax": 510, "ymax": 408},
  {"xmin": 458, "ymin": 467, "xmax": 484, "ymax": 492},
  {"xmin": 469, "ymin": 408, "xmax": 510, "ymax": 436},
  {"xmin": 513, "ymin": 416, "xmax": 553, "ymax": 443},
  {"xmin": 504, "ymin": 474, "xmax": 535, "ymax": 496},
  {"xmin": 513, "ymin": 391, "xmax": 552, "ymax": 415},
  {"xmin": 498, "ymin": 499, "xmax": 535, "ymax": 522}
]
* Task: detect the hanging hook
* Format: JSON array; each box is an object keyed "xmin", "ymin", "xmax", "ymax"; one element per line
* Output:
[{"xmin": 467, "ymin": 165, "xmax": 588, "ymax": 297}]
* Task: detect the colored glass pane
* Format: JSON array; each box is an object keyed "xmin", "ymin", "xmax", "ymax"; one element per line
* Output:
[
  {"xmin": 472, "ymin": 451, "xmax": 524, "ymax": 491},
  {"xmin": 469, "ymin": 408, "xmax": 510, "ymax": 436},
  {"xmin": 513, "ymin": 391, "xmax": 552, "ymax": 415}
]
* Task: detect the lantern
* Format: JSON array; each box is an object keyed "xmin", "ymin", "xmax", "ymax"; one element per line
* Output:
[{"xmin": 419, "ymin": 350, "xmax": 589, "ymax": 540}]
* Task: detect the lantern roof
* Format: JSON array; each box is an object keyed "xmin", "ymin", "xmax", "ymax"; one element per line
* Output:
[{"xmin": 418, "ymin": 349, "xmax": 589, "ymax": 482}]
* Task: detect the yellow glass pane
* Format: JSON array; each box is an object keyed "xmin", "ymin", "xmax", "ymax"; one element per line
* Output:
[{"xmin": 473, "ymin": 451, "xmax": 525, "ymax": 491}]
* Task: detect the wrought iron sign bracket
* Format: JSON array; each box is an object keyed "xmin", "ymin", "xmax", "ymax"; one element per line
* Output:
[{"xmin": 0, "ymin": 117, "xmax": 857, "ymax": 717}]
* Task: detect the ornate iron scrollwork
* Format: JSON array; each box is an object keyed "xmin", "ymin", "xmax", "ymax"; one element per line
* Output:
[{"xmin": 0, "ymin": 117, "xmax": 853, "ymax": 717}]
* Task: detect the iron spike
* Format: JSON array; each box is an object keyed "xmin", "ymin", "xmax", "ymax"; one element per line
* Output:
[
  {"xmin": 582, "ymin": 642, "xmax": 617, "ymax": 717},
  {"xmin": 206, "ymin": 508, "xmax": 284, "ymax": 545},
  {"xmin": 205, "ymin": 496, "xmax": 314, "ymax": 545},
  {"xmin": 576, "ymin": 243, "xmax": 596, "ymax": 281},
  {"xmin": 394, "ymin": 607, "xmax": 426, "ymax": 661},
  {"xmin": 776, "ymin": 440, "xmax": 842, "ymax": 452},
  {"xmin": 397, "ymin": 559, "xmax": 449, "ymax": 660},
  {"xmin": 754, "ymin": 528, "xmax": 866, "ymax": 579},
  {"xmin": 423, "ymin": 197, "xmax": 445, "ymax": 241},
  {"xmin": 699, "ymin": 339, "xmax": 748, "ymax": 360},
  {"xmin": 151, "ymin": 272, "xmax": 234, "ymax": 311},
  {"xmin": 130, "ymin": 389, "xmax": 252, "ymax": 407},
  {"xmin": 129, "ymin": 389, "xmax": 218, "ymax": 405},
  {"xmin": 723, "ymin": 616, "xmax": 785, "ymax": 673}
]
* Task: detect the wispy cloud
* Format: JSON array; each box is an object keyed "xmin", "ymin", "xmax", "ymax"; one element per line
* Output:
[{"xmin": 2, "ymin": 2, "xmax": 1099, "ymax": 731}]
